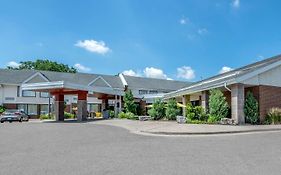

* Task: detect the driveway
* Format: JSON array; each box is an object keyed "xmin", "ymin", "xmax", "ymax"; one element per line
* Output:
[{"xmin": 1, "ymin": 122, "xmax": 281, "ymax": 175}]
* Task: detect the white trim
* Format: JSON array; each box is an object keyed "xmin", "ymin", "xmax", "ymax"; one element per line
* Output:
[
  {"xmin": 88, "ymin": 76, "xmax": 112, "ymax": 88},
  {"xmin": 164, "ymin": 59, "xmax": 281, "ymax": 99},
  {"xmin": 119, "ymin": 73, "xmax": 128, "ymax": 87},
  {"xmin": 22, "ymin": 72, "xmax": 50, "ymax": 84},
  {"xmin": 235, "ymin": 59, "xmax": 281, "ymax": 83}
]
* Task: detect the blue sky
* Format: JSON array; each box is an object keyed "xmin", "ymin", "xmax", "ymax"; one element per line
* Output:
[{"xmin": 1, "ymin": 0, "xmax": 281, "ymax": 81}]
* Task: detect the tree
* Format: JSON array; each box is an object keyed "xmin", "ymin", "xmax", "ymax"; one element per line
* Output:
[
  {"xmin": 165, "ymin": 98, "xmax": 180, "ymax": 120},
  {"xmin": 209, "ymin": 89, "xmax": 229, "ymax": 121},
  {"xmin": 123, "ymin": 89, "xmax": 137, "ymax": 114},
  {"xmin": 148, "ymin": 99, "xmax": 166, "ymax": 120},
  {"xmin": 7, "ymin": 59, "xmax": 77, "ymax": 73},
  {"xmin": 244, "ymin": 91, "xmax": 259, "ymax": 124},
  {"xmin": 0, "ymin": 105, "xmax": 5, "ymax": 113}
]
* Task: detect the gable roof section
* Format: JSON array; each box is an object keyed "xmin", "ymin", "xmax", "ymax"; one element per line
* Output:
[
  {"xmin": 23, "ymin": 72, "xmax": 50, "ymax": 83},
  {"xmin": 88, "ymin": 76, "xmax": 112, "ymax": 88},
  {"xmin": 164, "ymin": 54, "xmax": 281, "ymax": 98}
]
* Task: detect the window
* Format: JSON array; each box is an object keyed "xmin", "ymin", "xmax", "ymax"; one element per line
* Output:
[
  {"xmin": 40, "ymin": 92, "xmax": 49, "ymax": 98},
  {"xmin": 18, "ymin": 104, "xmax": 28, "ymax": 113},
  {"xmin": 139, "ymin": 90, "xmax": 148, "ymax": 95},
  {"xmin": 27, "ymin": 104, "xmax": 38, "ymax": 115},
  {"xmin": 22, "ymin": 90, "xmax": 36, "ymax": 97},
  {"xmin": 149, "ymin": 90, "xmax": 158, "ymax": 94},
  {"xmin": 40, "ymin": 104, "xmax": 49, "ymax": 115}
]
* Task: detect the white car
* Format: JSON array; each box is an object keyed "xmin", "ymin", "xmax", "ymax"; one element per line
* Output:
[{"xmin": 0, "ymin": 110, "xmax": 29, "ymax": 123}]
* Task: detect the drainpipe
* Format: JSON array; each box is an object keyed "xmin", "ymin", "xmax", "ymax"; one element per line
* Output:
[{"xmin": 224, "ymin": 82, "xmax": 231, "ymax": 92}]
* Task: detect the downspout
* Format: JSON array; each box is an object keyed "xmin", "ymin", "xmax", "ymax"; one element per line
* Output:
[{"xmin": 224, "ymin": 82, "xmax": 231, "ymax": 92}]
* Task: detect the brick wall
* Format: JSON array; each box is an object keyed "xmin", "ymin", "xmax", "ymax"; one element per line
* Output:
[{"xmin": 259, "ymin": 85, "xmax": 281, "ymax": 121}]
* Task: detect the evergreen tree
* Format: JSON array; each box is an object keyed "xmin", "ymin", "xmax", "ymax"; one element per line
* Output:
[
  {"xmin": 244, "ymin": 91, "xmax": 259, "ymax": 124},
  {"xmin": 209, "ymin": 89, "xmax": 229, "ymax": 121},
  {"xmin": 123, "ymin": 89, "xmax": 137, "ymax": 114}
]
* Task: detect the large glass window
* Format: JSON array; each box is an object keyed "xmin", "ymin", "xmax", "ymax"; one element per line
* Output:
[
  {"xmin": 22, "ymin": 90, "xmax": 36, "ymax": 97},
  {"xmin": 28, "ymin": 104, "xmax": 38, "ymax": 115},
  {"xmin": 40, "ymin": 92, "xmax": 49, "ymax": 98},
  {"xmin": 40, "ymin": 104, "xmax": 49, "ymax": 115},
  {"xmin": 17, "ymin": 104, "xmax": 28, "ymax": 113},
  {"xmin": 88, "ymin": 104, "xmax": 101, "ymax": 112}
]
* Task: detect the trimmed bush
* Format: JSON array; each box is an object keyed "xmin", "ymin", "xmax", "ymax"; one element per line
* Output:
[
  {"xmin": 209, "ymin": 89, "xmax": 229, "ymax": 121},
  {"xmin": 148, "ymin": 99, "xmax": 166, "ymax": 120},
  {"xmin": 244, "ymin": 92, "xmax": 259, "ymax": 124},
  {"xmin": 118, "ymin": 112, "xmax": 137, "ymax": 120},
  {"xmin": 124, "ymin": 89, "xmax": 137, "ymax": 114},
  {"xmin": 165, "ymin": 98, "xmax": 180, "ymax": 120}
]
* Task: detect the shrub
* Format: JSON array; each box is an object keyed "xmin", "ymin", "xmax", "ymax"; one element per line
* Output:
[
  {"xmin": 244, "ymin": 92, "xmax": 259, "ymax": 124},
  {"xmin": 266, "ymin": 108, "xmax": 281, "ymax": 124},
  {"xmin": 118, "ymin": 112, "xmax": 127, "ymax": 119},
  {"xmin": 207, "ymin": 115, "xmax": 218, "ymax": 124},
  {"xmin": 118, "ymin": 112, "xmax": 137, "ymax": 120},
  {"xmin": 109, "ymin": 110, "xmax": 115, "ymax": 118},
  {"xmin": 185, "ymin": 103, "xmax": 208, "ymax": 121},
  {"xmin": 39, "ymin": 113, "xmax": 54, "ymax": 120},
  {"xmin": 0, "ymin": 105, "xmax": 5, "ymax": 113},
  {"xmin": 209, "ymin": 89, "xmax": 229, "ymax": 121},
  {"xmin": 124, "ymin": 89, "xmax": 137, "ymax": 114},
  {"xmin": 64, "ymin": 112, "xmax": 75, "ymax": 119},
  {"xmin": 148, "ymin": 99, "xmax": 166, "ymax": 120},
  {"xmin": 165, "ymin": 98, "xmax": 180, "ymax": 120}
]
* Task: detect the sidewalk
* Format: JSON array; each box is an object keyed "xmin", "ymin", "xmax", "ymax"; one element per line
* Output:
[{"xmin": 91, "ymin": 119, "xmax": 281, "ymax": 136}]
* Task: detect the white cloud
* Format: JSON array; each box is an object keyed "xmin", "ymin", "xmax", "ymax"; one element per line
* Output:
[
  {"xmin": 122, "ymin": 69, "xmax": 141, "ymax": 77},
  {"xmin": 219, "ymin": 66, "xmax": 233, "ymax": 74},
  {"xmin": 74, "ymin": 63, "xmax": 91, "ymax": 72},
  {"xmin": 75, "ymin": 39, "xmax": 110, "ymax": 54},
  {"xmin": 7, "ymin": 61, "xmax": 21, "ymax": 68},
  {"xmin": 143, "ymin": 67, "xmax": 168, "ymax": 79},
  {"xmin": 179, "ymin": 17, "xmax": 188, "ymax": 25},
  {"xmin": 232, "ymin": 0, "xmax": 240, "ymax": 8},
  {"xmin": 177, "ymin": 66, "xmax": 195, "ymax": 80},
  {"xmin": 198, "ymin": 28, "xmax": 208, "ymax": 35}
]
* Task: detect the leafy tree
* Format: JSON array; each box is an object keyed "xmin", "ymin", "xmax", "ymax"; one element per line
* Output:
[
  {"xmin": 148, "ymin": 99, "xmax": 166, "ymax": 120},
  {"xmin": 123, "ymin": 89, "xmax": 137, "ymax": 114},
  {"xmin": 7, "ymin": 59, "xmax": 77, "ymax": 73},
  {"xmin": 165, "ymin": 98, "xmax": 180, "ymax": 120},
  {"xmin": 209, "ymin": 89, "xmax": 229, "ymax": 121},
  {"xmin": 244, "ymin": 91, "xmax": 259, "ymax": 124}
]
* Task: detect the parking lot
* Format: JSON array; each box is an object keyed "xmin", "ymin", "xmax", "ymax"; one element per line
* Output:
[{"xmin": 1, "ymin": 122, "xmax": 281, "ymax": 175}]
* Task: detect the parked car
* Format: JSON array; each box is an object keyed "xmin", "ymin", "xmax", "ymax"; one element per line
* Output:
[{"xmin": 0, "ymin": 110, "xmax": 29, "ymax": 123}]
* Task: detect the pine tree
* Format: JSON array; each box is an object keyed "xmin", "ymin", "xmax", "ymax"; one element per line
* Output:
[
  {"xmin": 123, "ymin": 89, "xmax": 137, "ymax": 114},
  {"xmin": 244, "ymin": 91, "xmax": 259, "ymax": 124}
]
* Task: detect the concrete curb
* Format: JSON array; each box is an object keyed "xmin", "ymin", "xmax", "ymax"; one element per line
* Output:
[{"xmin": 141, "ymin": 128, "xmax": 281, "ymax": 135}]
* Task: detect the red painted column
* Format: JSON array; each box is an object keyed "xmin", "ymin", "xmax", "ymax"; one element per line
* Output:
[
  {"xmin": 77, "ymin": 91, "xmax": 88, "ymax": 121},
  {"xmin": 54, "ymin": 94, "xmax": 64, "ymax": 121}
]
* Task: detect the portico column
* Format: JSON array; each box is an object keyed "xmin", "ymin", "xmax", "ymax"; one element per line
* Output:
[
  {"xmin": 54, "ymin": 94, "xmax": 64, "ymax": 121},
  {"xmin": 201, "ymin": 91, "xmax": 209, "ymax": 112},
  {"xmin": 182, "ymin": 95, "xmax": 190, "ymax": 117},
  {"xmin": 119, "ymin": 95, "xmax": 122, "ymax": 112},
  {"xmin": 231, "ymin": 84, "xmax": 245, "ymax": 124},
  {"xmin": 77, "ymin": 91, "xmax": 88, "ymax": 121},
  {"xmin": 114, "ymin": 95, "xmax": 118, "ymax": 117}
]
